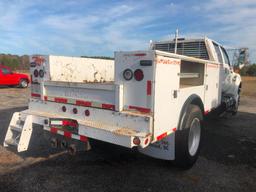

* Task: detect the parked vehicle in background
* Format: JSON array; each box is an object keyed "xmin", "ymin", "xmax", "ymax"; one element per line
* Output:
[
  {"xmin": 0, "ymin": 65, "xmax": 30, "ymax": 88},
  {"xmin": 3, "ymin": 37, "xmax": 241, "ymax": 169}
]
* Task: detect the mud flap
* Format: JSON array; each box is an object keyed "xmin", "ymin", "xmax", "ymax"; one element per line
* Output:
[{"xmin": 138, "ymin": 132, "xmax": 175, "ymax": 160}]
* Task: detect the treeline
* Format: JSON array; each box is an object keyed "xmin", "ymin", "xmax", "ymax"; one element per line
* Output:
[
  {"xmin": 0, "ymin": 54, "xmax": 29, "ymax": 70},
  {"xmin": 81, "ymin": 56, "xmax": 114, "ymax": 60},
  {"xmin": 240, "ymin": 64, "xmax": 256, "ymax": 76}
]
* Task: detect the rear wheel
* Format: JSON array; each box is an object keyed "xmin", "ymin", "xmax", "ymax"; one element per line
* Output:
[
  {"xmin": 174, "ymin": 104, "xmax": 203, "ymax": 169},
  {"xmin": 19, "ymin": 79, "xmax": 28, "ymax": 88}
]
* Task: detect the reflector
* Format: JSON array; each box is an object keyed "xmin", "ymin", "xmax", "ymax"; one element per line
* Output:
[
  {"xmin": 34, "ymin": 69, "xmax": 39, "ymax": 77},
  {"xmin": 123, "ymin": 68, "xmax": 133, "ymax": 80}
]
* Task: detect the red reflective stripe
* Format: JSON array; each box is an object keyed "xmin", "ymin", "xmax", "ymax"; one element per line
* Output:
[
  {"xmin": 157, "ymin": 132, "xmax": 167, "ymax": 141},
  {"xmin": 76, "ymin": 100, "xmax": 92, "ymax": 107},
  {"xmin": 64, "ymin": 131, "xmax": 72, "ymax": 138},
  {"xmin": 31, "ymin": 93, "xmax": 41, "ymax": 97},
  {"xmin": 102, "ymin": 103, "xmax": 115, "ymax": 110},
  {"xmin": 62, "ymin": 120, "xmax": 77, "ymax": 127},
  {"xmin": 80, "ymin": 135, "xmax": 88, "ymax": 142},
  {"xmin": 54, "ymin": 97, "xmax": 67, "ymax": 103},
  {"xmin": 147, "ymin": 81, "xmax": 151, "ymax": 96},
  {"xmin": 134, "ymin": 53, "xmax": 146, "ymax": 56},
  {"xmin": 44, "ymin": 96, "xmax": 48, "ymax": 101},
  {"xmin": 50, "ymin": 127, "xmax": 58, "ymax": 134},
  {"xmin": 128, "ymin": 106, "xmax": 151, "ymax": 113}
]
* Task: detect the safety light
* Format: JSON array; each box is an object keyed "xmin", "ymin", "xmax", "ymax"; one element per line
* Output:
[
  {"xmin": 73, "ymin": 108, "xmax": 78, "ymax": 114},
  {"xmin": 134, "ymin": 69, "xmax": 144, "ymax": 81},
  {"xmin": 39, "ymin": 69, "xmax": 44, "ymax": 78},
  {"xmin": 133, "ymin": 137, "xmax": 141, "ymax": 145},
  {"xmin": 34, "ymin": 69, "xmax": 39, "ymax": 77},
  {"xmin": 62, "ymin": 106, "xmax": 66, "ymax": 112},
  {"xmin": 85, "ymin": 109, "xmax": 90, "ymax": 116},
  {"xmin": 123, "ymin": 69, "xmax": 133, "ymax": 80}
]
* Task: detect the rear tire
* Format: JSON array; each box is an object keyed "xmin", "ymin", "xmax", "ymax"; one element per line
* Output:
[
  {"xmin": 19, "ymin": 79, "xmax": 28, "ymax": 88},
  {"xmin": 174, "ymin": 104, "xmax": 203, "ymax": 169}
]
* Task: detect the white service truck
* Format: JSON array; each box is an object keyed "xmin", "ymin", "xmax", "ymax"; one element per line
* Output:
[{"xmin": 3, "ymin": 37, "xmax": 241, "ymax": 168}]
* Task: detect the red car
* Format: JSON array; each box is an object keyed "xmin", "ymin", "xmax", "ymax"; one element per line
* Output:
[{"xmin": 0, "ymin": 65, "xmax": 30, "ymax": 88}]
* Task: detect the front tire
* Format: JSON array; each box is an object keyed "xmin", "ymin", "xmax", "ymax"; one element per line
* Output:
[
  {"xmin": 19, "ymin": 79, "xmax": 28, "ymax": 88},
  {"xmin": 174, "ymin": 104, "xmax": 203, "ymax": 169}
]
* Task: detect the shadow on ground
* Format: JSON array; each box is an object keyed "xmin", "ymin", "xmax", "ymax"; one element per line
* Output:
[{"xmin": 0, "ymin": 107, "xmax": 255, "ymax": 192}]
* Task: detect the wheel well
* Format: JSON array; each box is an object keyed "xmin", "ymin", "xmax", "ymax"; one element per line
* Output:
[
  {"xmin": 20, "ymin": 78, "xmax": 28, "ymax": 82},
  {"xmin": 190, "ymin": 97, "xmax": 204, "ymax": 115},
  {"xmin": 178, "ymin": 94, "xmax": 204, "ymax": 130}
]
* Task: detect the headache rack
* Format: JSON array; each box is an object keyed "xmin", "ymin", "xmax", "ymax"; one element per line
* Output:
[{"xmin": 152, "ymin": 39, "xmax": 209, "ymax": 60}]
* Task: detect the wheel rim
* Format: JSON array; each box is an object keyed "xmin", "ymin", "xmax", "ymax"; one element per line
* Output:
[
  {"xmin": 21, "ymin": 80, "xmax": 28, "ymax": 87},
  {"xmin": 188, "ymin": 118, "xmax": 201, "ymax": 156}
]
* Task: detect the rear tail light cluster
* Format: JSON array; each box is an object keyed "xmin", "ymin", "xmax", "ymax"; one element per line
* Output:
[
  {"xmin": 34, "ymin": 69, "xmax": 39, "ymax": 77},
  {"xmin": 123, "ymin": 68, "xmax": 144, "ymax": 81},
  {"xmin": 33, "ymin": 69, "xmax": 44, "ymax": 78},
  {"xmin": 39, "ymin": 69, "xmax": 44, "ymax": 78},
  {"xmin": 123, "ymin": 69, "xmax": 133, "ymax": 80},
  {"xmin": 134, "ymin": 69, "xmax": 144, "ymax": 81}
]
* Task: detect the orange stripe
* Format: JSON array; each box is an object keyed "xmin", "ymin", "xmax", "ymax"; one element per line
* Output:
[
  {"xmin": 76, "ymin": 100, "xmax": 92, "ymax": 107},
  {"xmin": 54, "ymin": 97, "xmax": 68, "ymax": 103},
  {"xmin": 64, "ymin": 131, "xmax": 72, "ymax": 138},
  {"xmin": 50, "ymin": 127, "xmax": 58, "ymax": 134},
  {"xmin": 31, "ymin": 93, "xmax": 41, "ymax": 97},
  {"xmin": 102, "ymin": 103, "xmax": 115, "ymax": 110},
  {"xmin": 157, "ymin": 132, "xmax": 168, "ymax": 141},
  {"xmin": 147, "ymin": 81, "xmax": 152, "ymax": 96},
  {"xmin": 80, "ymin": 135, "xmax": 88, "ymax": 142}
]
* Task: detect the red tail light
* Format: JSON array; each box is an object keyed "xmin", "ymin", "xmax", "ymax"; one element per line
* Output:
[
  {"xmin": 134, "ymin": 69, "xmax": 144, "ymax": 81},
  {"xmin": 133, "ymin": 137, "xmax": 141, "ymax": 145},
  {"xmin": 34, "ymin": 69, "xmax": 39, "ymax": 77}
]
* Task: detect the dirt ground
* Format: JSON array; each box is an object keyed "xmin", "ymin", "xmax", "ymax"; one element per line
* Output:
[{"xmin": 0, "ymin": 82, "xmax": 255, "ymax": 192}]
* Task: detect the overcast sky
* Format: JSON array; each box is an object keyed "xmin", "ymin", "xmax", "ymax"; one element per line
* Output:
[{"xmin": 0, "ymin": 0, "xmax": 255, "ymax": 62}]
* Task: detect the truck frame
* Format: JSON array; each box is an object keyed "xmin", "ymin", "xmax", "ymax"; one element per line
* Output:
[{"xmin": 3, "ymin": 37, "xmax": 241, "ymax": 168}]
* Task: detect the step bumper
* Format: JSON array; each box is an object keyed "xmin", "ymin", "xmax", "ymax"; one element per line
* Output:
[{"xmin": 21, "ymin": 110, "xmax": 152, "ymax": 149}]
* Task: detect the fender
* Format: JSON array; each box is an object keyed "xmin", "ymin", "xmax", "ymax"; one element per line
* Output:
[{"xmin": 178, "ymin": 94, "xmax": 204, "ymax": 131}]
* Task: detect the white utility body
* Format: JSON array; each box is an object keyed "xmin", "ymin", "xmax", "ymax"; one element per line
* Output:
[{"xmin": 4, "ymin": 37, "xmax": 241, "ymax": 168}]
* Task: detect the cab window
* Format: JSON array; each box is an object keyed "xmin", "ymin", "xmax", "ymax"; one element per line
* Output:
[
  {"xmin": 213, "ymin": 43, "xmax": 223, "ymax": 63},
  {"xmin": 221, "ymin": 47, "xmax": 230, "ymax": 65},
  {"xmin": 1, "ymin": 68, "xmax": 11, "ymax": 75}
]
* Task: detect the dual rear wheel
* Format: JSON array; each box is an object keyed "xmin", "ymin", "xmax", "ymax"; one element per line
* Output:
[{"xmin": 174, "ymin": 104, "xmax": 203, "ymax": 169}]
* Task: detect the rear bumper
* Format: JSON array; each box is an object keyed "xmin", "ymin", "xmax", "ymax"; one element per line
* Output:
[{"xmin": 20, "ymin": 109, "xmax": 152, "ymax": 149}]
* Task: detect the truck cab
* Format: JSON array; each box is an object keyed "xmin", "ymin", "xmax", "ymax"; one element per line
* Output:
[{"xmin": 0, "ymin": 65, "xmax": 30, "ymax": 88}]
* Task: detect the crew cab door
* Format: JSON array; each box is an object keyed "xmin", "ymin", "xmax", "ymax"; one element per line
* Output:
[{"xmin": 204, "ymin": 43, "xmax": 222, "ymax": 111}]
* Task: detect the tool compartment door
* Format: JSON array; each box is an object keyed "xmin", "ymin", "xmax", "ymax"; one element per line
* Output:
[{"xmin": 153, "ymin": 55, "xmax": 181, "ymax": 140}]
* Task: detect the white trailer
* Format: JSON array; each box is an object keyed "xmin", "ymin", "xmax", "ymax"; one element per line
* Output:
[{"xmin": 3, "ymin": 37, "xmax": 241, "ymax": 168}]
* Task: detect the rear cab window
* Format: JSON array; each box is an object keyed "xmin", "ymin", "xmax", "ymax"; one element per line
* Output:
[
  {"xmin": 220, "ymin": 47, "xmax": 230, "ymax": 65},
  {"xmin": 213, "ymin": 42, "xmax": 223, "ymax": 64}
]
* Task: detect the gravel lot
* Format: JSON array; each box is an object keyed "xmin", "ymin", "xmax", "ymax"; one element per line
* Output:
[{"xmin": 0, "ymin": 87, "xmax": 255, "ymax": 192}]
